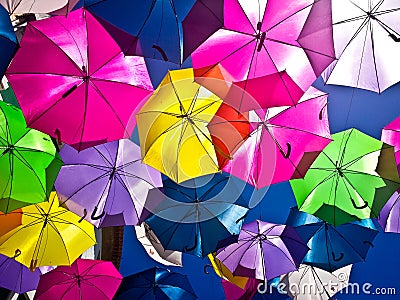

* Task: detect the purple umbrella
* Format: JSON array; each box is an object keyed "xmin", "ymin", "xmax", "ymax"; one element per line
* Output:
[
  {"xmin": 55, "ymin": 139, "xmax": 162, "ymax": 227},
  {"xmin": 378, "ymin": 190, "xmax": 400, "ymax": 233},
  {"xmin": 216, "ymin": 220, "xmax": 308, "ymax": 281},
  {"xmin": 0, "ymin": 251, "xmax": 41, "ymax": 293}
]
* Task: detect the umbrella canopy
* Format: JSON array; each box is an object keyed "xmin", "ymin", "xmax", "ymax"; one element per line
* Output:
[
  {"xmin": 290, "ymin": 128, "xmax": 400, "ymax": 226},
  {"xmin": 0, "ymin": 253, "xmax": 42, "ymax": 293},
  {"xmin": 0, "ymin": 0, "xmax": 67, "ymax": 14},
  {"xmin": 144, "ymin": 173, "xmax": 248, "ymax": 258},
  {"xmin": 0, "ymin": 4, "xmax": 17, "ymax": 78},
  {"xmin": 222, "ymin": 277, "xmax": 260, "ymax": 300},
  {"xmin": 0, "ymin": 209, "xmax": 21, "ymax": 237},
  {"xmin": 322, "ymin": 0, "xmax": 400, "ymax": 93},
  {"xmin": 115, "ymin": 267, "xmax": 196, "ymax": 300},
  {"xmin": 378, "ymin": 190, "xmax": 400, "ymax": 233},
  {"xmin": 286, "ymin": 207, "xmax": 378, "ymax": 272},
  {"xmin": 135, "ymin": 223, "xmax": 182, "ymax": 267},
  {"xmin": 216, "ymin": 220, "xmax": 309, "ymax": 281},
  {"xmin": 6, "ymin": 8, "xmax": 154, "ymax": 151},
  {"xmin": 280, "ymin": 264, "xmax": 352, "ymax": 300},
  {"xmin": 223, "ymin": 86, "xmax": 332, "ymax": 188},
  {"xmin": 51, "ymin": 0, "xmax": 79, "ymax": 15},
  {"xmin": 34, "ymin": 259, "xmax": 122, "ymax": 300},
  {"xmin": 136, "ymin": 68, "xmax": 223, "ymax": 183},
  {"xmin": 190, "ymin": 0, "xmax": 335, "ymax": 111},
  {"xmin": 0, "ymin": 192, "xmax": 96, "ymax": 270},
  {"xmin": 55, "ymin": 139, "xmax": 162, "ymax": 228},
  {"xmin": 382, "ymin": 115, "xmax": 400, "ymax": 171},
  {"xmin": 0, "ymin": 102, "xmax": 62, "ymax": 213}
]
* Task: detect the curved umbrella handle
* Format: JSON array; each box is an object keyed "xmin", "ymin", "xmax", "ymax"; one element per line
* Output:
[
  {"xmin": 319, "ymin": 105, "xmax": 326, "ymax": 120},
  {"xmin": 257, "ymin": 32, "xmax": 266, "ymax": 52},
  {"xmin": 204, "ymin": 264, "xmax": 213, "ymax": 274},
  {"xmin": 91, "ymin": 206, "xmax": 105, "ymax": 220},
  {"xmin": 350, "ymin": 198, "xmax": 369, "ymax": 210},
  {"xmin": 54, "ymin": 129, "xmax": 62, "ymax": 145},
  {"xmin": 184, "ymin": 237, "xmax": 198, "ymax": 252},
  {"xmin": 363, "ymin": 240, "xmax": 374, "ymax": 248},
  {"xmin": 78, "ymin": 209, "xmax": 87, "ymax": 223},
  {"xmin": 280, "ymin": 142, "xmax": 291, "ymax": 159},
  {"xmin": 331, "ymin": 252, "xmax": 344, "ymax": 262},
  {"xmin": 13, "ymin": 249, "xmax": 21, "ymax": 258},
  {"xmin": 236, "ymin": 213, "xmax": 248, "ymax": 224},
  {"xmin": 389, "ymin": 33, "xmax": 400, "ymax": 42},
  {"xmin": 152, "ymin": 45, "xmax": 168, "ymax": 61},
  {"xmin": 257, "ymin": 281, "xmax": 268, "ymax": 294}
]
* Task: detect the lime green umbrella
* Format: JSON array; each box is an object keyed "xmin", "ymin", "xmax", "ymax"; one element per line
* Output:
[
  {"xmin": 290, "ymin": 128, "xmax": 400, "ymax": 226},
  {"xmin": 0, "ymin": 102, "xmax": 62, "ymax": 213}
]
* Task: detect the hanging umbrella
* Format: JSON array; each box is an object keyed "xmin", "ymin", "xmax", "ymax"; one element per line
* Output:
[
  {"xmin": 6, "ymin": 8, "xmax": 154, "ymax": 151},
  {"xmin": 115, "ymin": 267, "xmax": 197, "ymax": 300},
  {"xmin": 280, "ymin": 264, "xmax": 352, "ymax": 300},
  {"xmin": 0, "ymin": 252, "xmax": 42, "ymax": 293},
  {"xmin": 378, "ymin": 190, "xmax": 400, "ymax": 233},
  {"xmin": 322, "ymin": 0, "xmax": 400, "ymax": 93},
  {"xmin": 216, "ymin": 220, "xmax": 309, "ymax": 281},
  {"xmin": 190, "ymin": 0, "xmax": 335, "ymax": 111},
  {"xmin": 223, "ymin": 86, "xmax": 331, "ymax": 188},
  {"xmin": 51, "ymin": 0, "xmax": 79, "ymax": 15},
  {"xmin": 0, "ymin": 0, "xmax": 67, "ymax": 14},
  {"xmin": 222, "ymin": 277, "xmax": 260, "ymax": 300},
  {"xmin": 0, "ymin": 192, "xmax": 96, "ymax": 270},
  {"xmin": 136, "ymin": 68, "xmax": 223, "ymax": 183},
  {"xmin": 135, "ymin": 223, "xmax": 183, "ymax": 267},
  {"xmin": 34, "ymin": 259, "xmax": 122, "ymax": 300},
  {"xmin": 382, "ymin": 116, "xmax": 400, "ymax": 171},
  {"xmin": 0, "ymin": 209, "xmax": 21, "ymax": 237},
  {"xmin": 290, "ymin": 128, "xmax": 400, "ymax": 226},
  {"xmin": 0, "ymin": 102, "xmax": 62, "ymax": 213},
  {"xmin": 286, "ymin": 207, "xmax": 378, "ymax": 272},
  {"xmin": 144, "ymin": 172, "xmax": 248, "ymax": 258},
  {"xmin": 55, "ymin": 139, "xmax": 162, "ymax": 228},
  {"xmin": 0, "ymin": 4, "xmax": 17, "ymax": 78}
]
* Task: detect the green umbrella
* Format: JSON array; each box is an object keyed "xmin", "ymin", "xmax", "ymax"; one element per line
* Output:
[
  {"xmin": 290, "ymin": 128, "xmax": 400, "ymax": 226},
  {"xmin": 0, "ymin": 101, "xmax": 62, "ymax": 213}
]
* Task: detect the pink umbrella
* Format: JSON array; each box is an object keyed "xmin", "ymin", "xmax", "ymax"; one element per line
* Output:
[
  {"xmin": 382, "ymin": 116, "xmax": 400, "ymax": 171},
  {"xmin": 190, "ymin": 0, "xmax": 335, "ymax": 111},
  {"xmin": 6, "ymin": 8, "xmax": 153, "ymax": 151},
  {"xmin": 34, "ymin": 259, "xmax": 122, "ymax": 300},
  {"xmin": 223, "ymin": 87, "xmax": 332, "ymax": 188}
]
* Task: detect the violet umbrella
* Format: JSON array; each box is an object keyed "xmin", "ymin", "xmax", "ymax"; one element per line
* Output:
[
  {"xmin": 222, "ymin": 87, "xmax": 332, "ymax": 188},
  {"xmin": 382, "ymin": 116, "xmax": 400, "ymax": 171},
  {"xmin": 189, "ymin": 0, "xmax": 335, "ymax": 111},
  {"xmin": 378, "ymin": 190, "xmax": 400, "ymax": 233},
  {"xmin": 6, "ymin": 8, "xmax": 153, "ymax": 151},
  {"xmin": 34, "ymin": 259, "xmax": 122, "ymax": 300},
  {"xmin": 55, "ymin": 139, "xmax": 162, "ymax": 228},
  {"xmin": 216, "ymin": 220, "xmax": 309, "ymax": 282}
]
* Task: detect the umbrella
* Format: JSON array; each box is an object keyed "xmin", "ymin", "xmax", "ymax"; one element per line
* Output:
[
  {"xmin": 286, "ymin": 207, "xmax": 378, "ymax": 272},
  {"xmin": 190, "ymin": 0, "xmax": 335, "ymax": 111},
  {"xmin": 136, "ymin": 68, "xmax": 223, "ymax": 183},
  {"xmin": 6, "ymin": 8, "xmax": 154, "ymax": 151},
  {"xmin": 144, "ymin": 172, "xmax": 248, "ymax": 258},
  {"xmin": 0, "ymin": 209, "xmax": 21, "ymax": 237},
  {"xmin": 0, "ymin": 252, "xmax": 42, "ymax": 293},
  {"xmin": 115, "ymin": 267, "xmax": 197, "ymax": 300},
  {"xmin": 290, "ymin": 128, "xmax": 400, "ymax": 226},
  {"xmin": 382, "ymin": 116, "xmax": 399, "ymax": 171},
  {"xmin": 322, "ymin": 0, "xmax": 400, "ymax": 93},
  {"xmin": 0, "ymin": 102, "xmax": 62, "ymax": 213},
  {"xmin": 135, "ymin": 223, "xmax": 182, "ymax": 267},
  {"xmin": 0, "ymin": 0, "xmax": 67, "ymax": 14},
  {"xmin": 0, "ymin": 192, "xmax": 96, "ymax": 270},
  {"xmin": 0, "ymin": 4, "xmax": 17, "ymax": 78},
  {"xmin": 34, "ymin": 259, "xmax": 122, "ymax": 300},
  {"xmin": 55, "ymin": 139, "xmax": 162, "ymax": 228},
  {"xmin": 222, "ymin": 86, "xmax": 332, "ymax": 188},
  {"xmin": 216, "ymin": 220, "xmax": 309, "ymax": 281},
  {"xmin": 51, "ymin": 0, "xmax": 80, "ymax": 15},
  {"xmin": 280, "ymin": 264, "xmax": 352, "ymax": 300},
  {"xmin": 222, "ymin": 277, "xmax": 260, "ymax": 300},
  {"xmin": 378, "ymin": 190, "xmax": 400, "ymax": 233}
]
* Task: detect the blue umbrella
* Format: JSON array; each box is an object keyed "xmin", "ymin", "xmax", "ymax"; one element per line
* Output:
[
  {"xmin": 116, "ymin": 267, "xmax": 196, "ymax": 300},
  {"xmin": 0, "ymin": 5, "xmax": 17, "ymax": 77},
  {"xmin": 286, "ymin": 207, "xmax": 378, "ymax": 272},
  {"xmin": 144, "ymin": 173, "xmax": 249, "ymax": 258}
]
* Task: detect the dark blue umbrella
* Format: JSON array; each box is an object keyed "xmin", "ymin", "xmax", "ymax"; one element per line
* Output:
[
  {"xmin": 0, "ymin": 5, "xmax": 17, "ymax": 77},
  {"xmin": 116, "ymin": 267, "xmax": 196, "ymax": 300},
  {"xmin": 144, "ymin": 173, "xmax": 249, "ymax": 258},
  {"xmin": 286, "ymin": 207, "xmax": 378, "ymax": 272}
]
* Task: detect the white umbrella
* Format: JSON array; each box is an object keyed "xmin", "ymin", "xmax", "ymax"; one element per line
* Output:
[{"xmin": 0, "ymin": 0, "xmax": 67, "ymax": 14}]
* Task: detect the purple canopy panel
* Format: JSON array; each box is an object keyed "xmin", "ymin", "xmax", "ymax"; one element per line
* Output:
[{"xmin": 378, "ymin": 191, "xmax": 400, "ymax": 233}]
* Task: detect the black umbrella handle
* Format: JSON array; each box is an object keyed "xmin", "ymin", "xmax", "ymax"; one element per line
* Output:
[
  {"xmin": 78, "ymin": 209, "xmax": 87, "ymax": 223},
  {"xmin": 91, "ymin": 206, "xmax": 105, "ymax": 220},
  {"xmin": 280, "ymin": 142, "xmax": 291, "ymax": 159},
  {"xmin": 152, "ymin": 45, "xmax": 168, "ymax": 61},
  {"xmin": 332, "ymin": 252, "xmax": 344, "ymax": 262},
  {"xmin": 363, "ymin": 241, "xmax": 374, "ymax": 248},
  {"xmin": 184, "ymin": 237, "xmax": 198, "ymax": 252},
  {"xmin": 350, "ymin": 198, "xmax": 369, "ymax": 210},
  {"xmin": 13, "ymin": 249, "xmax": 21, "ymax": 258},
  {"xmin": 203, "ymin": 264, "xmax": 213, "ymax": 274}
]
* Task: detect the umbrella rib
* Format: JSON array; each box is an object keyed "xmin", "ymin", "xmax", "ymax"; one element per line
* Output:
[
  {"xmin": 369, "ymin": 21, "xmax": 381, "ymax": 92},
  {"xmin": 172, "ymin": 118, "xmax": 190, "ymax": 182},
  {"xmin": 50, "ymin": 215, "xmax": 97, "ymax": 242},
  {"xmin": 92, "ymin": 145, "xmax": 115, "ymax": 167},
  {"xmin": 197, "ymin": 178, "xmax": 228, "ymax": 201}
]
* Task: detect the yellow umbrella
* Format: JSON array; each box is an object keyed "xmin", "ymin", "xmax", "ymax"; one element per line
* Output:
[
  {"xmin": 137, "ymin": 68, "xmax": 223, "ymax": 183},
  {"xmin": 0, "ymin": 192, "xmax": 96, "ymax": 270},
  {"xmin": 207, "ymin": 253, "xmax": 249, "ymax": 289}
]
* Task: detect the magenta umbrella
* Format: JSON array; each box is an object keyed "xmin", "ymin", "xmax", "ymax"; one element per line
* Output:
[
  {"xmin": 222, "ymin": 277, "xmax": 260, "ymax": 300},
  {"xmin": 190, "ymin": 0, "xmax": 335, "ymax": 111},
  {"xmin": 382, "ymin": 116, "xmax": 400, "ymax": 171},
  {"xmin": 34, "ymin": 259, "xmax": 122, "ymax": 300},
  {"xmin": 6, "ymin": 8, "xmax": 153, "ymax": 151},
  {"xmin": 222, "ymin": 87, "xmax": 332, "ymax": 188}
]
